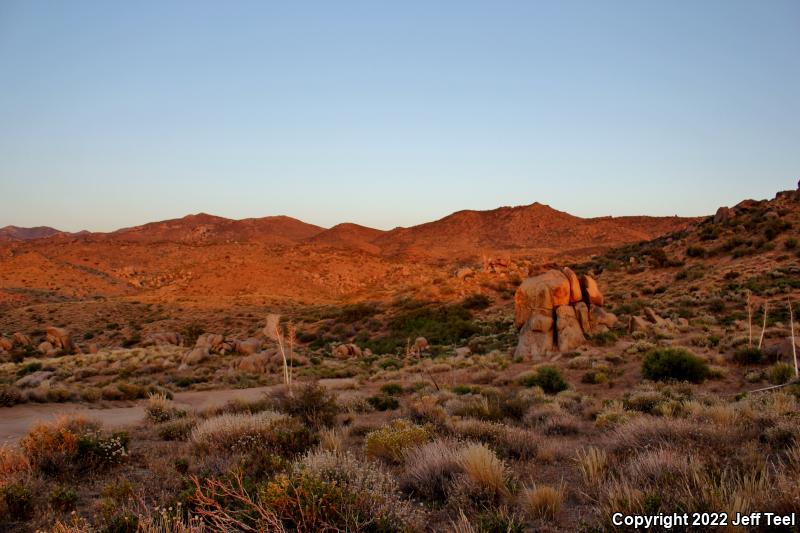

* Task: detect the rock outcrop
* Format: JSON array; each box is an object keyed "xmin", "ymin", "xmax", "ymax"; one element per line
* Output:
[
  {"xmin": 514, "ymin": 269, "xmax": 617, "ymax": 360},
  {"xmin": 333, "ymin": 343, "xmax": 363, "ymax": 359},
  {"xmin": 144, "ymin": 331, "xmax": 184, "ymax": 346},
  {"xmin": 45, "ymin": 327, "xmax": 76, "ymax": 354}
]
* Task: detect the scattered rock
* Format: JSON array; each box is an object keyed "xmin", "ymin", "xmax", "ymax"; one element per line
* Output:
[
  {"xmin": 0, "ymin": 337, "xmax": 12, "ymax": 352},
  {"xmin": 37, "ymin": 341, "xmax": 55, "ymax": 355},
  {"xmin": 195, "ymin": 333, "xmax": 226, "ymax": 354},
  {"xmin": 628, "ymin": 315, "xmax": 651, "ymax": 333},
  {"xmin": 237, "ymin": 353, "xmax": 270, "ymax": 373},
  {"xmin": 88, "ymin": 343, "xmax": 99, "ymax": 354},
  {"xmin": 183, "ymin": 345, "xmax": 210, "ymax": 365},
  {"xmin": 13, "ymin": 332, "xmax": 32, "ymax": 347},
  {"xmin": 412, "ymin": 337, "xmax": 429, "ymax": 355},
  {"xmin": 454, "ymin": 346, "xmax": 472, "ymax": 357},
  {"xmin": 144, "ymin": 331, "xmax": 184, "ymax": 346},
  {"xmin": 235, "ymin": 338, "xmax": 262, "ymax": 355},
  {"xmin": 589, "ymin": 305, "xmax": 618, "ymax": 332},
  {"xmin": 45, "ymin": 327, "xmax": 75, "ymax": 354},
  {"xmin": 333, "ymin": 343, "xmax": 362, "ymax": 359}
]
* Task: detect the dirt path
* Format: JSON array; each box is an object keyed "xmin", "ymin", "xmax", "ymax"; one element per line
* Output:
[{"xmin": 0, "ymin": 385, "xmax": 279, "ymax": 445}]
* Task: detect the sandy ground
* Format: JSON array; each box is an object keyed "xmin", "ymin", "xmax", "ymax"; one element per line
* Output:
[{"xmin": 0, "ymin": 385, "xmax": 278, "ymax": 445}]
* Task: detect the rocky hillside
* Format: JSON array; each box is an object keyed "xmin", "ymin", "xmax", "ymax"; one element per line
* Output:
[{"xmin": 0, "ymin": 226, "xmax": 66, "ymax": 242}]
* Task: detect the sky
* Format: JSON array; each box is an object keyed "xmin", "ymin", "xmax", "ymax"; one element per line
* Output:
[{"xmin": 0, "ymin": 1, "xmax": 798, "ymax": 232}]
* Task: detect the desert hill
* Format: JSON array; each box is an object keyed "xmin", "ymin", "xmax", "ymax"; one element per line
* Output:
[
  {"xmin": 0, "ymin": 226, "xmax": 66, "ymax": 242},
  {"xmin": 0, "ymin": 201, "xmax": 697, "ymax": 314}
]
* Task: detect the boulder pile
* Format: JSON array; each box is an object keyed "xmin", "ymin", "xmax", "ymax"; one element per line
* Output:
[{"xmin": 514, "ymin": 268, "xmax": 617, "ymax": 359}]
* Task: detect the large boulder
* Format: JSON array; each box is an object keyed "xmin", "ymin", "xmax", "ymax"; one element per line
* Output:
[
  {"xmin": 574, "ymin": 302, "xmax": 590, "ymax": 332},
  {"xmin": 333, "ymin": 343, "xmax": 362, "ymax": 359},
  {"xmin": 561, "ymin": 267, "xmax": 583, "ymax": 304},
  {"xmin": 144, "ymin": 332, "xmax": 183, "ymax": 346},
  {"xmin": 514, "ymin": 309, "xmax": 555, "ymax": 360},
  {"xmin": 13, "ymin": 333, "xmax": 32, "ymax": 347},
  {"xmin": 235, "ymin": 338, "xmax": 262, "ymax": 355},
  {"xmin": 590, "ymin": 306, "xmax": 618, "ymax": 332},
  {"xmin": 579, "ymin": 275, "xmax": 604, "ymax": 307},
  {"xmin": 45, "ymin": 327, "xmax": 75, "ymax": 354},
  {"xmin": 762, "ymin": 337, "xmax": 800, "ymax": 363},
  {"xmin": 37, "ymin": 341, "xmax": 55, "ymax": 356},
  {"xmin": 556, "ymin": 305, "xmax": 585, "ymax": 352},
  {"xmin": 183, "ymin": 345, "xmax": 210, "ymax": 365},
  {"xmin": 196, "ymin": 333, "xmax": 225, "ymax": 354},
  {"xmin": 0, "ymin": 337, "xmax": 12, "ymax": 352},
  {"xmin": 628, "ymin": 316, "xmax": 651, "ymax": 334},
  {"xmin": 237, "ymin": 353, "xmax": 270, "ymax": 373},
  {"xmin": 714, "ymin": 206, "xmax": 732, "ymax": 224},
  {"xmin": 514, "ymin": 270, "xmax": 571, "ymax": 328},
  {"xmin": 412, "ymin": 337, "xmax": 429, "ymax": 355}
]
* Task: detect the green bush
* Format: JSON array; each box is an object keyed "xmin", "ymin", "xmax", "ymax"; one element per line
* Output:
[
  {"xmin": 588, "ymin": 331, "xmax": 618, "ymax": 346},
  {"xmin": 380, "ymin": 383, "xmax": 404, "ymax": 396},
  {"xmin": 686, "ymin": 246, "xmax": 706, "ymax": 258},
  {"xmin": 462, "ymin": 294, "xmax": 492, "ymax": 310},
  {"xmin": 641, "ymin": 348, "xmax": 709, "ymax": 383},
  {"xmin": 3, "ymin": 483, "xmax": 34, "ymax": 520},
  {"xmin": 367, "ymin": 395, "xmax": 400, "ymax": 411},
  {"xmin": 49, "ymin": 485, "xmax": 79, "ymax": 511},
  {"xmin": 270, "ymin": 383, "xmax": 338, "ymax": 429},
  {"xmin": 520, "ymin": 366, "xmax": 569, "ymax": 394},
  {"xmin": 733, "ymin": 347, "xmax": 764, "ymax": 365},
  {"xmin": 767, "ymin": 363, "xmax": 795, "ymax": 385}
]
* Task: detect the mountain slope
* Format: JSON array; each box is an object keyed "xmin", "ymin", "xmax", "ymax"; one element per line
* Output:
[{"xmin": 0, "ymin": 226, "xmax": 65, "ymax": 242}]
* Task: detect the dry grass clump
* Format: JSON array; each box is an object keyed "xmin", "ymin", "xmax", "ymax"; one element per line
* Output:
[
  {"xmin": 20, "ymin": 415, "xmax": 97, "ymax": 472},
  {"xmin": 594, "ymin": 400, "xmax": 629, "ymax": 429},
  {"xmin": 520, "ymin": 484, "xmax": 563, "ymax": 520},
  {"xmin": 447, "ymin": 418, "xmax": 539, "ymax": 459},
  {"xmin": 456, "ymin": 442, "xmax": 510, "ymax": 501},
  {"xmin": 364, "ymin": 419, "xmax": 430, "ymax": 462},
  {"xmin": 318, "ymin": 427, "xmax": 346, "ymax": 452},
  {"xmin": 401, "ymin": 439, "xmax": 462, "ymax": 501},
  {"xmin": 191, "ymin": 411, "xmax": 285, "ymax": 451},
  {"xmin": 576, "ymin": 446, "xmax": 608, "ymax": 488},
  {"xmin": 145, "ymin": 392, "xmax": 185, "ymax": 423}
]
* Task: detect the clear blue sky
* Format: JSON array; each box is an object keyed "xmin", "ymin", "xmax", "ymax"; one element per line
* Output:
[{"xmin": 1, "ymin": 1, "xmax": 798, "ymax": 232}]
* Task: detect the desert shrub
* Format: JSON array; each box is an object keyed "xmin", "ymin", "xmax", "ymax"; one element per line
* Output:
[
  {"xmin": 686, "ymin": 246, "xmax": 706, "ymax": 258},
  {"xmin": 364, "ymin": 419, "xmax": 430, "ymax": 462},
  {"xmin": 2, "ymin": 483, "xmax": 34, "ymax": 520},
  {"xmin": 520, "ymin": 484, "xmax": 562, "ymax": 520},
  {"xmin": 785, "ymin": 238, "xmax": 798, "ymax": 250},
  {"xmin": 75, "ymin": 431, "xmax": 129, "ymax": 469},
  {"xmin": 641, "ymin": 348, "xmax": 709, "ymax": 383},
  {"xmin": 400, "ymin": 439, "xmax": 462, "ymax": 501},
  {"xmin": 16, "ymin": 361, "xmax": 42, "ymax": 377},
  {"xmin": 733, "ymin": 347, "xmax": 764, "ymax": 365},
  {"xmin": 462, "ymin": 294, "xmax": 492, "ymax": 310},
  {"xmin": 20, "ymin": 416, "xmax": 96, "ymax": 475},
  {"xmin": 367, "ymin": 394, "xmax": 400, "ymax": 411},
  {"xmin": 380, "ymin": 383, "xmax": 404, "ymax": 396},
  {"xmin": 581, "ymin": 368, "xmax": 609, "ymax": 385},
  {"xmin": 476, "ymin": 509, "xmax": 525, "ymax": 533},
  {"xmin": 156, "ymin": 417, "xmax": 196, "ymax": 441},
  {"xmin": 448, "ymin": 419, "xmax": 539, "ymax": 460},
  {"xmin": 269, "ymin": 383, "xmax": 338, "ymax": 429},
  {"xmin": 191, "ymin": 411, "xmax": 285, "ymax": 451},
  {"xmin": 259, "ymin": 450, "xmax": 425, "ymax": 532},
  {"xmin": 49, "ymin": 485, "xmax": 79, "ymax": 511},
  {"xmin": 767, "ymin": 363, "xmax": 795, "ymax": 385},
  {"xmin": 144, "ymin": 392, "xmax": 185, "ymax": 423},
  {"xmin": 389, "ymin": 304, "xmax": 480, "ymax": 347},
  {"xmin": 0, "ymin": 385, "xmax": 24, "ymax": 407},
  {"xmin": 588, "ymin": 330, "xmax": 617, "ymax": 346},
  {"xmin": 0, "ymin": 446, "xmax": 29, "ymax": 488},
  {"xmin": 405, "ymin": 394, "xmax": 448, "ymax": 425},
  {"xmin": 520, "ymin": 366, "xmax": 568, "ymax": 394}
]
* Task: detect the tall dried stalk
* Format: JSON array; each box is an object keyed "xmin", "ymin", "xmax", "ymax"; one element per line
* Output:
[
  {"xmin": 746, "ymin": 291, "xmax": 753, "ymax": 348},
  {"xmin": 266, "ymin": 314, "xmax": 293, "ymax": 393},
  {"xmin": 789, "ymin": 298, "xmax": 798, "ymax": 379},
  {"xmin": 758, "ymin": 301, "xmax": 768, "ymax": 350},
  {"xmin": 190, "ymin": 472, "xmax": 285, "ymax": 532}
]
